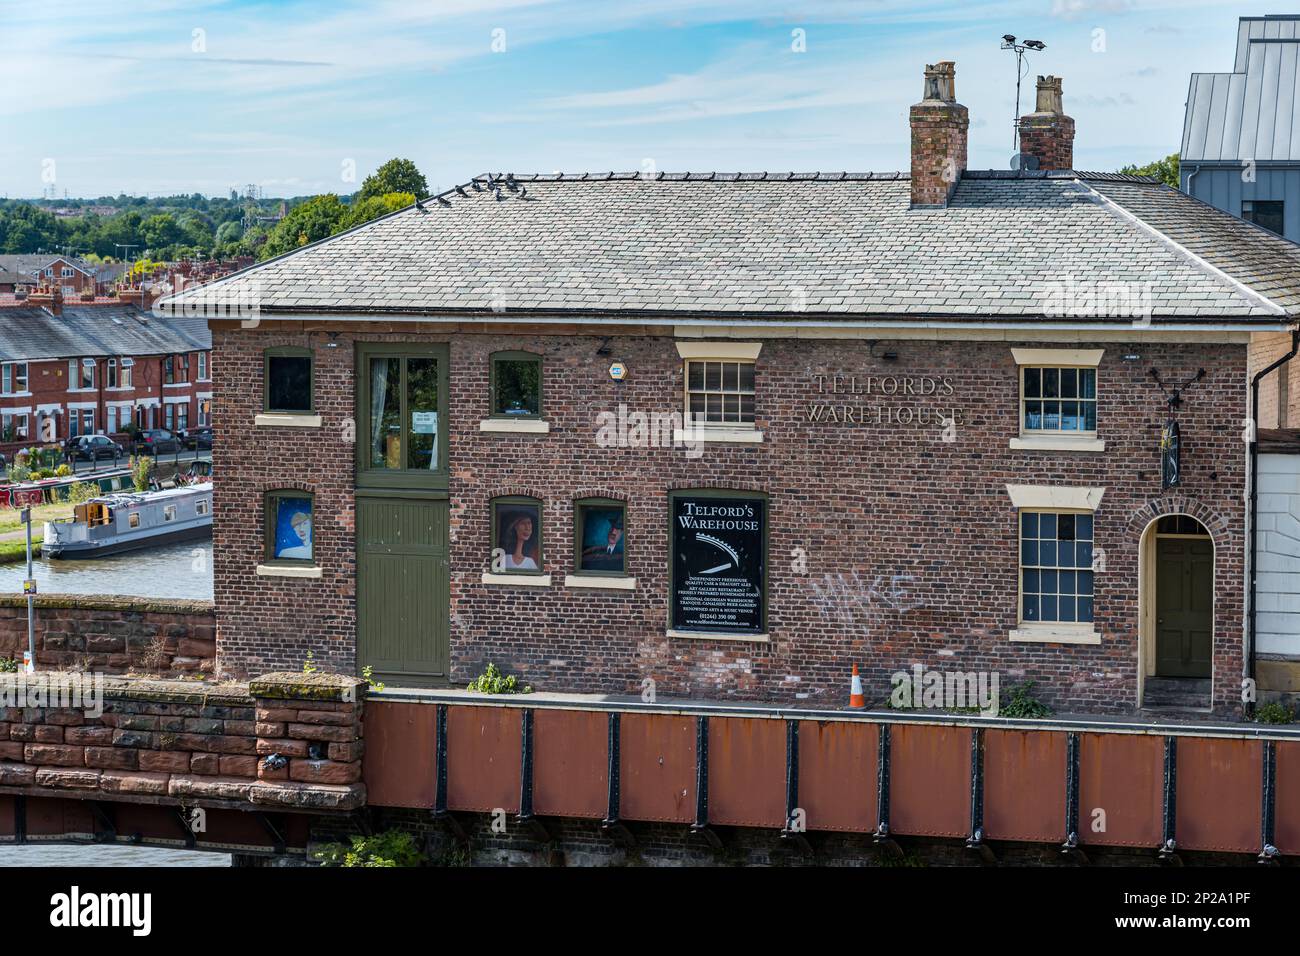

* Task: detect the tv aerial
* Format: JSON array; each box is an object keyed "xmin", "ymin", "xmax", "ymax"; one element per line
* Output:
[{"xmin": 1001, "ymin": 34, "xmax": 1046, "ymax": 158}]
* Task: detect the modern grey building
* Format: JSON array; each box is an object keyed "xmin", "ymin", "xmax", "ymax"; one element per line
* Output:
[{"xmin": 1182, "ymin": 14, "xmax": 1300, "ymax": 242}]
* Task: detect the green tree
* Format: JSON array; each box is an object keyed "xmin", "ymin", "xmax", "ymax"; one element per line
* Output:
[
  {"xmin": 357, "ymin": 158, "xmax": 427, "ymax": 202},
  {"xmin": 343, "ymin": 191, "xmax": 415, "ymax": 229},
  {"xmin": 1119, "ymin": 152, "xmax": 1179, "ymax": 188},
  {"xmin": 258, "ymin": 194, "xmax": 348, "ymax": 259}
]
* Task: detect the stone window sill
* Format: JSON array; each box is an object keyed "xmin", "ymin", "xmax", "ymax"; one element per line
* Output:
[
  {"xmin": 671, "ymin": 427, "xmax": 764, "ymax": 445},
  {"xmin": 666, "ymin": 628, "xmax": 769, "ymax": 643},
  {"xmin": 1009, "ymin": 624, "xmax": 1100, "ymax": 645},
  {"xmin": 479, "ymin": 418, "xmax": 550, "ymax": 434},
  {"xmin": 482, "ymin": 572, "xmax": 552, "ymax": 587},
  {"xmin": 1009, "ymin": 435, "xmax": 1105, "ymax": 452},
  {"xmin": 256, "ymin": 564, "xmax": 323, "ymax": 579},
  {"xmin": 255, "ymin": 413, "xmax": 322, "ymax": 428},
  {"xmin": 565, "ymin": 574, "xmax": 636, "ymax": 590}
]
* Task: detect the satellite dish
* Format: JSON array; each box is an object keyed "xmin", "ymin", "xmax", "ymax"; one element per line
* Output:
[{"xmin": 1011, "ymin": 152, "xmax": 1040, "ymax": 171}]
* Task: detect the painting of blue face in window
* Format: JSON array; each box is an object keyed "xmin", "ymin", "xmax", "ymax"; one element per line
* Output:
[
  {"xmin": 579, "ymin": 505, "xmax": 625, "ymax": 574},
  {"xmin": 274, "ymin": 497, "xmax": 313, "ymax": 561}
]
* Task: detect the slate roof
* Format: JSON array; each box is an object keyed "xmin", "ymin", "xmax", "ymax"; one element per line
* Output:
[
  {"xmin": 1183, "ymin": 15, "xmax": 1300, "ymax": 163},
  {"xmin": 0, "ymin": 255, "xmax": 95, "ymax": 278},
  {"xmin": 0, "ymin": 306, "xmax": 211, "ymax": 363},
  {"xmin": 160, "ymin": 169, "xmax": 1300, "ymax": 325}
]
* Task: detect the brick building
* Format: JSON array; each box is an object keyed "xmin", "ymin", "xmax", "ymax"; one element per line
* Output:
[
  {"xmin": 166, "ymin": 64, "xmax": 1300, "ymax": 716},
  {"xmin": 0, "ymin": 292, "xmax": 211, "ymax": 445},
  {"xmin": 0, "ymin": 255, "xmax": 99, "ymax": 298}
]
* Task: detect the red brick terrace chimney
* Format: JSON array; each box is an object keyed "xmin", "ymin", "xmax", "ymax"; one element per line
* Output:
[
  {"xmin": 1017, "ymin": 75, "xmax": 1075, "ymax": 171},
  {"xmin": 29, "ymin": 286, "xmax": 62, "ymax": 316},
  {"xmin": 910, "ymin": 61, "xmax": 968, "ymax": 208}
]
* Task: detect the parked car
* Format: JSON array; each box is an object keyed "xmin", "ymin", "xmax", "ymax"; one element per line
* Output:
[
  {"xmin": 177, "ymin": 426, "xmax": 213, "ymax": 451},
  {"xmin": 67, "ymin": 435, "xmax": 124, "ymax": 462},
  {"xmin": 134, "ymin": 429, "xmax": 182, "ymax": 455}
]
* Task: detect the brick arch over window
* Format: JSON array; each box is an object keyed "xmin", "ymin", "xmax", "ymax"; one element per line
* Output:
[
  {"xmin": 573, "ymin": 487, "xmax": 628, "ymax": 503},
  {"xmin": 484, "ymin": 486, "xmax": 548, "ymax": 502},
  {"xmin": 254, "ymin": 480, "xmax": 315, "ymax": 497},
  {"xmin": 666, "ymin": 479, "xmax": 767, "ymax": 495},
  {"xmin": 1123, "ymin": 495, "xmax": 1230, "ymax": 545}
]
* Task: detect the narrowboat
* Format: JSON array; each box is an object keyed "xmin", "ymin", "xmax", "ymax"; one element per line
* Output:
[{"xmin": 43, "ymin": 484, "xmax": 212, "ymax": 559}]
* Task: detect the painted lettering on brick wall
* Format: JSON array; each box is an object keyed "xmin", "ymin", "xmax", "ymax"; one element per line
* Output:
[
  {"xmin": 671, "ymin": 497, "xmax": 765, "ymax": 636},
  {"xmin": 806, "ymin": 374, "xmax": 960, "ymax": 426}
]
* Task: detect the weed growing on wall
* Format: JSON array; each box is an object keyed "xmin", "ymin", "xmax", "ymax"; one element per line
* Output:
[
  {"xmin": 313, "ymin": 830, "xmax": 423, "ymax": 867},
  {"xmin": 998, "ymin": 681, "xmax": 1052, "ymax": 719},
  {"xmin": 1255, "ymin": 701, "xmax": 1295, "ymax": 724},
  {"xmin": 467, "ymin": 663, "xmax": 532, "ymax": 695}
]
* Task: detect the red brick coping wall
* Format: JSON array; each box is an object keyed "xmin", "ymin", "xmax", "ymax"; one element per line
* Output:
[
  {"xmin": 0, "ymin": 671, "xmax": 365, "ymax": 811},
  {"xmin": 0, "ymin": 594, "xmax": 214, "ymax": 674}
]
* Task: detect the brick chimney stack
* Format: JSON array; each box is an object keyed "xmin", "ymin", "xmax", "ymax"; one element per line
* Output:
[
  {"xmin": 29, "ymin": 286, "xmax": 62, "ymax": 316},
  {"xmin": 910, "ymin": 61, "xmax": 968, "ymax": 208},
  {"xmin": 1017, "ymin": 75, "xmax": 1075, "ymax": 171}
]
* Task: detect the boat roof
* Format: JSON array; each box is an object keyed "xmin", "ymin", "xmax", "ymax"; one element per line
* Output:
[{"xmin": 93, "ymin": 484, "xmax": 211, "ymax": 506}]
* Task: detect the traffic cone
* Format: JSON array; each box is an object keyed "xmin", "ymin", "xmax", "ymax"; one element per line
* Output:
[{"xmin": 849, "ymin": 663, "xmax": 866, "ymax": 709}]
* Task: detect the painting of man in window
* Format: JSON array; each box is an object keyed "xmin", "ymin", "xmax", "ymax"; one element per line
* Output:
[
  {"xmin": 274, "ymin": 497, "xmax": 314, "ymax": 561},
  {"xmin": 580, "ymin": 506, "xmax": 625, "ymax": 573},
  {"xmin": 497, "ymin": 503, "xmax": 540, "ymax": 572}
]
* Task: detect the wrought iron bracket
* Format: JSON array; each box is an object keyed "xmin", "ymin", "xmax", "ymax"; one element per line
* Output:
[
  {"xmin": 254, "ymin": 811, "xmax": 287, "ymax": 854},
  {"xmin": 873, "ymin": 725, "xmax": 902, "ymax": 857},
  {"xmin": 1060, "ymin": 733, "xmax": 1087, "ymax": 862},
  {"xmin": 1259, "ymin": 740, "xmax": 1279, "ymax": 865},
  {"xmin": 964, "ymin": 728, "xmax": 995, "ymax": 862},
  {"xmin": 690, "ymin": 715, "xmax": 723, "ymax": 848},
  {"xmin": 1157, "ymin": 736, "xmax": 1181, "ymax": 865}
]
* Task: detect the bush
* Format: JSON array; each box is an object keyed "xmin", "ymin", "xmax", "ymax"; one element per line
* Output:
[
  {"xmin": 467, "ymin": 662, "xmax": 531, "ymax": 695},
  {"xmin": 1256, "ymin": 701, "xmax": 1295, "ymax": 724},
  {"xmin": 55, "ymin": 464, "xmax": 72, "ymax": 478},
  {"xmin": 313, "ymin": 830, "xmax": 423, "ymax": 867},
  {"xmin": 0, "ymin": 658, "xmax": 17, "ymax": 673},
  {"xmin": 68, "ymin": 482, "xmax": 99, "ymax": 504},
  {"xmin": 999, "ymin": 681, "xmax": 1052, "ymax": 719},
  {"xmin": 129, "ymin": 455, "xmax": 153, "ymax": 492}
]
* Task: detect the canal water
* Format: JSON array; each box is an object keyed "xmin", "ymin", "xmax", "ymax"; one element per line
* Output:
[
  {"xmin": 0, "ymin": 540, "xmax": 213, "ymax": 601},
  {"xmin": 0, "ymin": 845, "xmax": 229, "ymax": 866}
]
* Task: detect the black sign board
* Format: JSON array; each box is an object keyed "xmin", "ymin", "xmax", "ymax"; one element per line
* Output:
[
  {"xmin": 671, "ymin": 495, "xmax": 766, "ymax": 635},
  {"xmin": 1161, "ymin": 420, "xmax": 1181, "ymax": 489}
]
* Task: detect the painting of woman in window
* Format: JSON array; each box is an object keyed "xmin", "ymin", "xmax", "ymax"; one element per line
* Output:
[
  {"xmin": 497, "ymin": 504, "xmax": 540, "ymax": 572},
  {"xmin": 274, "ymin": 497, "xmax": 314, "ymax": 561}
]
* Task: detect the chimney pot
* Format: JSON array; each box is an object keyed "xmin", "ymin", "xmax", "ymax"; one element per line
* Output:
[
  {"xmin": 922, "ymin": 61, "xmax": 958, "ymax": 103},
  {"xmin": 1034, "ymin": 75, "xmax": 1064, "ymax": 114}
]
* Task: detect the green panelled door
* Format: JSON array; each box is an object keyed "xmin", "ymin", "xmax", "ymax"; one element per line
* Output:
[
  {"xmin": 1154, "ymin": 537, "xmax": 1213, "ymax": 678},
  {"xmin": 357, "ymin": 497, "xmax": 450, "ymax": 685}
]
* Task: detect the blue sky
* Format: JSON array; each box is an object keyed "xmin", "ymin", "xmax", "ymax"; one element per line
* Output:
[{"xmin": 0, "ymin": 0, "xmax": 1272, "ymax": 198}]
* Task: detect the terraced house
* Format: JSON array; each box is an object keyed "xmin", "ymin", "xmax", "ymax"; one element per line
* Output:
[{"xmin": 165, "ymin": 64, "xmax": 1300, "ymax": 717}]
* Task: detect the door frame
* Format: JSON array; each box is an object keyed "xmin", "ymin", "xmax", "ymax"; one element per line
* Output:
[{"xmin": 1137, "ymin": 514, "xmax": 1215, "ymax": 705}]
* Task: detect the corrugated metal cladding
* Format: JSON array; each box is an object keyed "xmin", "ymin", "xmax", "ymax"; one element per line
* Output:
[
  {"xmin": 1183, "ymin": 18, "xmax": 1300, "ymax": 162},
  {"xmin": 1181, "ymin": 15, "xmax": 1300, "ymax": 243}
]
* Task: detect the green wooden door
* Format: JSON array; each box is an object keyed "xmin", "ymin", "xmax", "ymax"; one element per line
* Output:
[
  {"xmin": 357, "ymin": 497, "xmax": 450, "ymax": 685},
  {"xmin": 1155, "ymin": 537, "xmax": 1213, "ymax": 678}
]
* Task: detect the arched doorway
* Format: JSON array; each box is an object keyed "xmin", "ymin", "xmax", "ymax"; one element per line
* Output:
[{"xmin": 1139, "ymin": 514, "xmax": 1214, "ymax": 710}]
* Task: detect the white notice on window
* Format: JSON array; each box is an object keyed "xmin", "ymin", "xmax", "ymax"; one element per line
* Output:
[{"xmin": 412, "ymin": 411, "xmax": 438, "ymax": 435}]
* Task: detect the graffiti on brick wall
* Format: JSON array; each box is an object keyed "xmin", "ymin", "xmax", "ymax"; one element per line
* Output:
[{"xmin": 808, "ymin": 570, "xmax": 927, "ymax": 627}]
